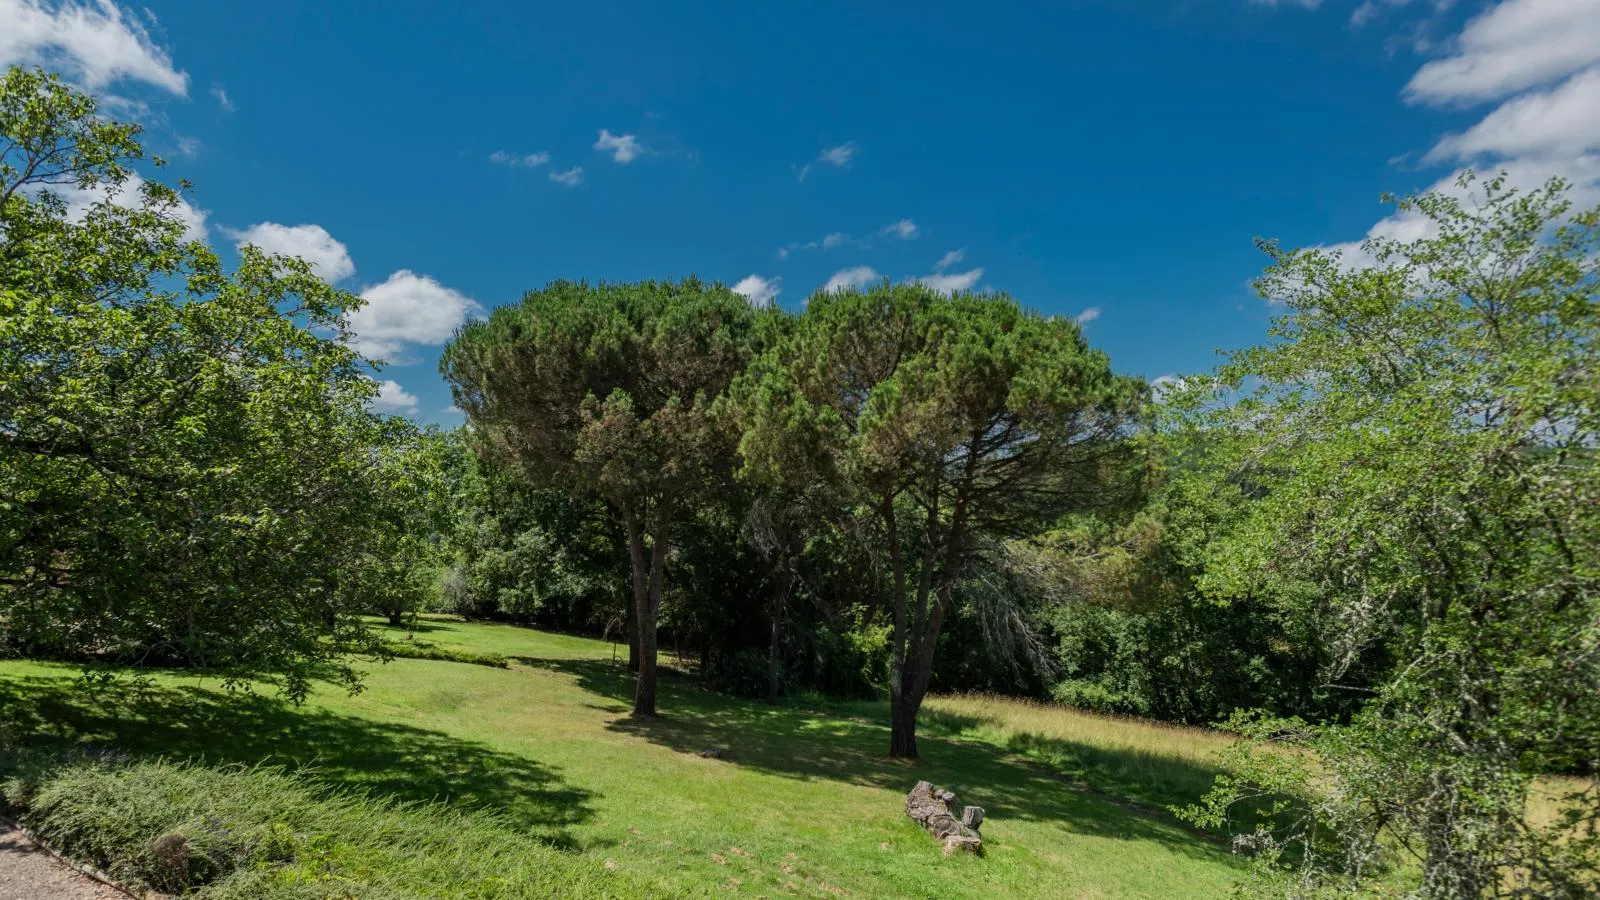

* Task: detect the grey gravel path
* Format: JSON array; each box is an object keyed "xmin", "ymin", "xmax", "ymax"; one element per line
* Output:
[{"xmin": 0, "ymin": 820, "xmax": 125, "ymax": 900}]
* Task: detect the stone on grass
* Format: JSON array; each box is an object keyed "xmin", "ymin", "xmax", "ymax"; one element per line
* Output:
[{"xmin": 904, "ymin": 780, "xmax": 984, "ymax": 856}]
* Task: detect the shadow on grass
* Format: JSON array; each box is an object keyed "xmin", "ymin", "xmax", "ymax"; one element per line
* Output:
[
  {"xmin": 911, "ymin": 706, "xmax": 1226, "ymax": 815},
  {"xmin": 0, "ymin": 673, "xmax": 595, "ymax": 847},
  {"xmin": 366, "ymin": 617, "xmax": 460, "ymax": 635},
  {"xmin": 514, "ymin": 657, "xmax": 1237, "ymax": 864}
]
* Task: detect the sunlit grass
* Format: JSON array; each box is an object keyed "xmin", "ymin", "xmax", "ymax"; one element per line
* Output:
[
  {"xmin": 1, "ymin": 619, "xmax": 1246, "ymax": 898},
  {"xmin": 916, "ymin": 692, "xmax": 1234, "ymax": 811}
]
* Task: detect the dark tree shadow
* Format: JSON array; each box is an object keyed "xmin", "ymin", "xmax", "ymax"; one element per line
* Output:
[
  {"xmin": 0, "ymin": 672, "xmax": 595, "ymax": 847},
  {"xmin": 374, "ymin": 619, "xmax": 458, "ymax": 634},
  {"xmin": 514, "ymin": 657, "xmax": 1239, "ymax": 865}
]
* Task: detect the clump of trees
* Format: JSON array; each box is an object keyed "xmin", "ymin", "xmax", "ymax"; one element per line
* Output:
[
  {"xmin": 0, "ymin": 68, "xmax": 440, "ymax": 698},
  {"xmin": 7, "ymin": 58, "xmax": 1598, "ymax": 897},
  {"xmin": 440, "ymin": 279, "xmax": 1145, "ymax": 754},
  {"xmin": 435, "ymin": 174, "xmax": 1600, "ymax": 893},
  {"xmin": 1176, "ymin": 174, "xmax": 1600, "ymax": 897}
]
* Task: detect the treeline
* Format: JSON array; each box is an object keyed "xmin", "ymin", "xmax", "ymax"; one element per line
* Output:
[
  {"xmin": 4, "ymin": 66, "xmax": 1596, "ymax": 896},
  {"xmin": 430, "ymin": 399, "xmax": 1361, "ymax": 728},
  {"xmin": 430, "ymin": 175, "xmax": 1600, "ymax": 893}
]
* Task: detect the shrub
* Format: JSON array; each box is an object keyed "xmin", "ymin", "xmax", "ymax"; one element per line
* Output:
[
  {"xmin": 379, "ymin": 640, "xmax": 508, "ymax": 668},
  {"xmin": 807, "ymin": 621, "xmax": 890, "ymax": 699},
  {"xmin": 0, "ymin": 748, "xmax": 635, "ymax": 897}
]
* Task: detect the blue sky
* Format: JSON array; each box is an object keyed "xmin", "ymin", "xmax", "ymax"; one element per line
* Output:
[{"xmin": 5, "ymin": 0, "xmax": 1597, "ymax": 419}]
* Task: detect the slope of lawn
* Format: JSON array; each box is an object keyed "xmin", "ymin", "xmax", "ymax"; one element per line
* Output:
[{"xmin": 0, "ymin": 617, "xmax": 1244, "ymax": 898}]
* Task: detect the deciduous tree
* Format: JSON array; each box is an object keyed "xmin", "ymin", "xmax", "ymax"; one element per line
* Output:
[
  {"xmin": 0, "ymin": 67, "xmax": 422, "ymax": 698},
  {"xmin": 1179, "ymin": 173, "xmax": 1600, "ymax": 897}
]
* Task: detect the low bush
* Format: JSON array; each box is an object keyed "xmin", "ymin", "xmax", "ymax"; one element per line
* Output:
[
  {"xmin": 380, "ymin": 640, "xmax": 508, "ymax": 669},
  {"xmin": 0, "ymin": 748, "xmax": 634, "ymax": 897}
]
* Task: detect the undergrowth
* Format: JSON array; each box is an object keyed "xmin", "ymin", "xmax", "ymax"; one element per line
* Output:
[
  {"xmin": 0, "ymin": 747, "xmax": 634, "ymax": 898},
  {"xmin": 380, "ymin": 640, "xmax": 508, "ymax": 669}
]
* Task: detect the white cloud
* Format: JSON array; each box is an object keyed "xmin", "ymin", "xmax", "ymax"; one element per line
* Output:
[
  {"xmin": 934, "ymin": 249, "xmax": 965, "ymax": 271},
  {"xmin": 1426, "ymin": 66, "xmax": 1600, "ymax": 162},
  {"xmin": 370, "ymin": 379, "xmax": 419, "ymax": 414},
  {"xmin": 350, "ymin": 270, "xmax": 482, "ymax": 361},
  {"xmin": 174, "ymin": 135, "xmax": 201, "ymax": 158},
  {"xmin": 1314, "ymin": 193, "xmax": 1447, "ymax": 271},
  {"xmin": 1350, "ymin": 0, "xmax": 1453, "ymax": 28},
  {"xmin": 916, "ymin": 268, "xmax": 984, "ymax": 295},
  {"xmin": 210, "ymin": 82, "xmax": 232, "ymax": 111},
  {"xmin": 1150, "ymin": 374, "xmax": 1188, "ymax": 400},
  {"xmin": 52, "ymin": 169, "xmax": 207, "ymax": 241},
  {"xmin": 1315, "ymin": 156, "xmax": 1600, "ymax": 273},
  {"xmin": 732, "ymin": 274, "xmax": 781, "ymax": 307},
  {"xmin": 1350, "ymin": 0, "xmax": 1386, "ymax": 26},
  {"xmin": 781, "ymin": 231, "xmax": 848, "ymax": 256},
  {"xmin": 782, "ymin": 222, "xmax": 914, "ymax": 257},
  {"xmin": 594, "ymin": 129, "xmax": 643, "ymax": 163},
  {"xmin": 1404, "ymin": 0, "xmax": 1600, "ymax": 105},
  {"xmin": 824, "ymin": 265, "xmax": 880, "ymax": 293},
  {"xmin": 0, "ymin": 0, "xmax": 188, "ymax": 95},
  {"xmin": 819, "ymin": 142, "xmax": 856, "ymax": 166},
  {"xmin": 797, "ymin": 141, "xmax": 857, "ymax": 181},
  {"xmin": 881, "ymin": 218, "xmax": 918, "ymax": 240},
  {"xmin": 442, "ymin": 404, "xmax": 463, "ymax": 415},
  {"xmin": 1248, "ymin": 0, "xmax": 1322, "ymax": 8},
  {"xmin": 1075, "ymin": 307, "xmax": 1102, "ymax": 324},
  {"xmin": 490, "ymin": 150, "xmax": 551, "ymax": 168},
  {"xmin": 1321, "ymin": 0, "xmax": 1600, "ymax": 276},
  {"xmin": 229, "ymin": 222, "xmax": 355, "ymax": 282},
  {"xmin": 549, "ymin": 166, "xmax": 584, "ymax": 186}
]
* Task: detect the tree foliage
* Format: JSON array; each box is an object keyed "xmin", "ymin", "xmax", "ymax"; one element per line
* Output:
[
  {"xmin": 735, "ymin": 282, "xmax": 1145, "ymax": 756},
  {"xmin": 0, "ymin": 67, "xmax": 431, "ymax": 697},
  {"xmin": 441, "ymin": 278, "xmax": 758, "ymax": 715},
  {"xmin": 1177, "ymin": 173, "xmax": 1600, "ymax": 897}
]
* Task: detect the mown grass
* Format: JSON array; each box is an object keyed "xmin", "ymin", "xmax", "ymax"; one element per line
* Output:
[{"xmin": 0, "ymin": 617, "xmax": 1246, "ymax": 898}]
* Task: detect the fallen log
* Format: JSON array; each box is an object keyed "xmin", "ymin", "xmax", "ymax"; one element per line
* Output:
[{"xmin": 904, "ymin": 780, "xmax": 984, "ymax": 855}]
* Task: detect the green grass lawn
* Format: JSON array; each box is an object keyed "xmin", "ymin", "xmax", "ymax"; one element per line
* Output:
[{"xmin": 0, "ymin": 617, "xmax": 1244, "ymax": 898}]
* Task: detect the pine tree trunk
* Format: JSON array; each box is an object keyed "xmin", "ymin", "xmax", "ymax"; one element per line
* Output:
[
  {"xmin": 626, "ymin": 596, "xmax": 640, "ymax": 673},
  {"xmin": 766, "ymin": 564, "xmax": 792, "ymax": 706},
  {"xmin": 633, "ymin": 591, "xmax": 658, "ymax": 716},
  {"xmin": 767, "ymin": 614, "xmax": 781, "ymax": 706},
  {"xmin": 632, "ymin": 516, "xmax": 670, "ymax": 718},
  {"xmin": 890, "ymin": 692, "xmax": 921, "ymax": 758}
]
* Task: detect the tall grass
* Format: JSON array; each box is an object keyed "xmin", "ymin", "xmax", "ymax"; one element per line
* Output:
[
  {"xmin": 0, "ymin": 624, "xmax": 1251, "ymax": 898},
  {"xmin": 915, "ymin": 693, "xmax": 1235, "ymax": 813}
]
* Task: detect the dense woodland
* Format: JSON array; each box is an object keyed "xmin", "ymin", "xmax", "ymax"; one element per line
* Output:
[{"xmin": 3, "ymin": 67, "xmax": 1598, "ymax": 897}]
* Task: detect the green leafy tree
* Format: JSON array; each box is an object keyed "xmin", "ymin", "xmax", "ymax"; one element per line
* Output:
[
  {"xmin": 737, "ymin": 282, "xmax": 1143, "ymax": 757},
  {"xmin": 441, "ymin": 279, "xmax": 757, "ymax": 716},
  {"xmin": 1178, "ymin": 173, "xmax": 1600, "ymax": 897},
  {"xmin": 442, "ymin": 443, "xmax": 626, "ymax": 630},
  {"xmin": 359, "ymin": 427, "xmax": 456, "ymax": 628},
  {"xmin": 1014, "ymin": 468, "xmax": 1362, "ymax": 724},
  {"xmin": 0, "ymin": 67, "xmax": 421, "ymax": 698}
]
